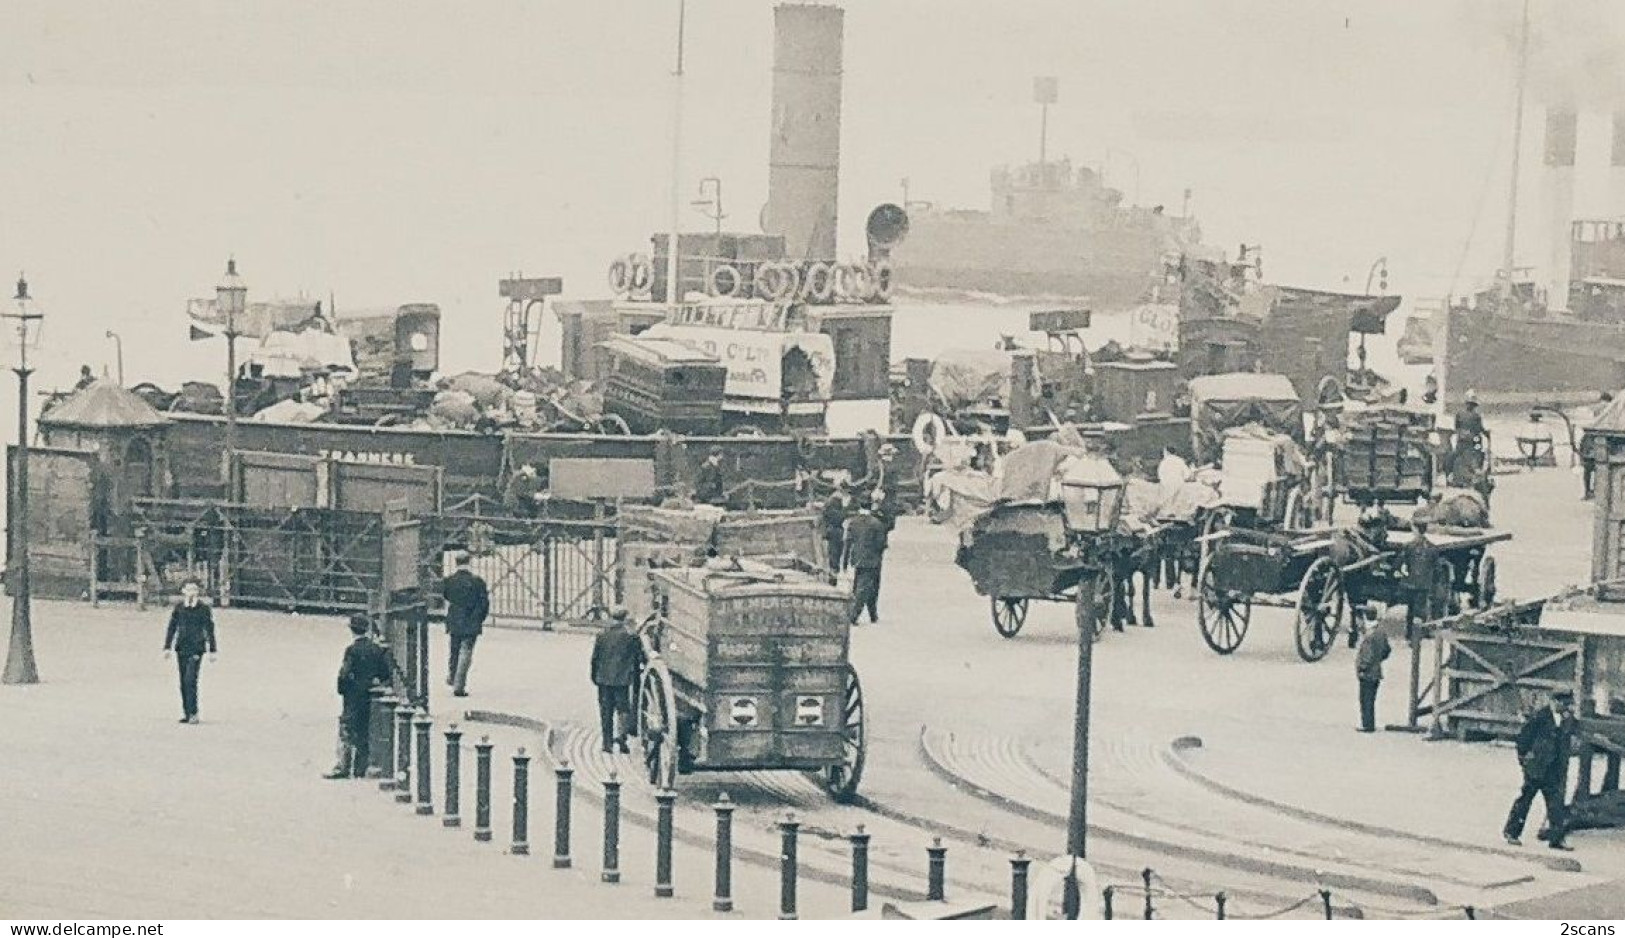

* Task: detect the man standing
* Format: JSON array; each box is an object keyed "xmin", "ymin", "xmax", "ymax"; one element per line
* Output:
[
  {"xmin": 162, "ymin": 580, "xmax": 218, "ymax": 724},
  {"xmin": 1449, "ymin": 390, "xmax": 1486, "ymax": 483},
  {"xmin": 820, "ymin": 484, "xmax": 852, "ymax": 577},
  {"xmin": 504, "ymin": 463, "xmax": 544, "ymax": 518},
  {"xmin": 441, "ymin": 553, "xmax": 490, "ymax": 698},
  {"xmin": 694, "ymin": 447, "xmax": 726, "ymax": 506},
  {"xmin": 1504, "ymin": 691, "xmax": 1576, "ymax": 851},
  {"xmin": 1354, "ymin": 609, "xmax": 1391, "ymax": 733},
  {"xmin": 590, "ymin": 608, "xmax": 642, "ymax": 754},
  {"xmin": 326, "ymin": 614, "xmax": 393, "ymax": 779},
  {"xmin": 1404, "ymin": 512, "xmax": 1440, "ymax": 630},
  {"xmin": 844, "ymin": 503, "xmax": 889, "ymax": 625}
]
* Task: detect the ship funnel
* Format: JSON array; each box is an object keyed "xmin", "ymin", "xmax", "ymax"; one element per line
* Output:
[
  {"xmin": 762, "ymin": 4, "xmax": 844, "ymax": 263},
  {"xmin": 1543, "ymin": 106, "xmax": 1578, "ymax": 312},
  {"xmin": 865, "ymin": 203, "xmax": 909, "ymax": 260}
]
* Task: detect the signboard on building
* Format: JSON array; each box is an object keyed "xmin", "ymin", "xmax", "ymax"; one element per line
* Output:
[
  {"xmin": 643, "ymin": 323, "xmax": 834, "ymax": 401},
  {"xmin": 548, "ymin": 457, "xmax": 656, "ymax": 500}
]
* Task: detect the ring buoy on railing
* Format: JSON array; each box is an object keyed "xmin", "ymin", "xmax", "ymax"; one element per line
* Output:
[
  {"xmin": 780, "ymin": 263, "xmax": 803, "ymax": 303},
  {"xmin": 870, "ymin": 260, "xmax": 894, "ymax": 302},
  {"xmin": 833, "ymin": 264, "xmax": 859, "ymax": 302},
  {"xmin": 849, "ymin": 263, "xmax": 874, "ymax": 303},
  {"xmin": 628, "ymin": 254, "xmax": 653, "ymax": 295},
  {"xmin": 754, "ymin": 262, "xmax": 787, "ymax": 301},
  {"xmin": 804, "ymin": 262, "xmax": 835, "ymax": 303},
  {"xmin": 912, "ymin": 411, "xmax": 948, "ymax": 455},
  {"xmin": 707, "ymin": 263, "xmax": 743, "ymax": 298},
  {"xmin": 608, "ymin": 256, "xmax": 632, "ymax": 295}
]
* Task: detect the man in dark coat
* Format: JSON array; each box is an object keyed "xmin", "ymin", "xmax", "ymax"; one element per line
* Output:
[
  {"xmin": 1503, "ymin": 690, "xmax": 1576, "ymax": 850},
  {"xmin": 820, "ymin": 484, "xmax": 852, "ymax": 576},
  {"xmin": 1354, "ymin": 609, "xmax": 1392, "ymax": 733},
  {"xmin": 591, "ymin": 607, "xmax": 642, "ymax": 753},
  {"xmin": 694, "ymin": 448, "xmax": 726, "ymax": 506},
  {"xmin": 326, "ymin": 614, "xmax": 393, "ymax": 779},
  {"xmin": 162, "ymin": 580, "xmax": 218, "ymax": 724},
  {"xmin": 844, "ymin": 504, "xmax": 889, "ymax": 625},
  {"xmin": 441, "ymin": 553, "xmax": 490, "ymax": 697},
  {"xmin": 1403, "ymin": 512, "xmax": 1441, "ymax": 630},
  {"xmin": 504, "ymin": 464, "xmax": 544, "ymax": 518}
]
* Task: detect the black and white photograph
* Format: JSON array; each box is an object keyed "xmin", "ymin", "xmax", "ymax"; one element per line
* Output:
[{"xmin": 3, "ymin": 0, "xmax": 1625, "ymax": 927}]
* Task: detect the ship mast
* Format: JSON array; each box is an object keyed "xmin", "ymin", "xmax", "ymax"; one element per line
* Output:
[
  {"xmin": 667, "ymin": 0, "xmax": 687, "ymax": 308},
  {"xmin": 1500, "ymin": 0, "xmax": 1531, "ymax": 302}
]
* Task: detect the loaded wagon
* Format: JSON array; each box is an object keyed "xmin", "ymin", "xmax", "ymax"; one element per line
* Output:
[
  {"xmin": 955, "ymin": 502, "xmax": 1117, "ymax": 639},
  {"xmin": 634, "ymin": 564, "xmax": 865, "ymax": 801}
]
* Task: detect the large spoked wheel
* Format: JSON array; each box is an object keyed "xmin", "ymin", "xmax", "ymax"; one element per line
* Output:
[
  {"xmin": 1199, "ymin": 507, "xmax": 1234, "ymax": 573},
  {"xmin": 822, "ymin": 664, "xmax": 866, "ymax": 803},
  {"xmin": 1091, "ymin": 569, "xmax": 1112, "ymax": 641},
  {"xmin": 991, "ymin": 597, "xmax": 1029, "ymax": 638},
  {"xmin": 1293, "ymin": 557, "xmax": 1347, "ymax": 663},
  {"xmin": 1196, "ymin": 556, "xmax": 1251, "ymax": 655},
  {"xmin": 637, "ymin": 658, "xmax": 679, "ymax": 790},
  {"xmin": 1476, "ymin": 554, "xmax": 1498, "ymax": 608}
]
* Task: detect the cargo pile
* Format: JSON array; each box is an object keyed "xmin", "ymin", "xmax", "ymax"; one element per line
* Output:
[{"xmin": 1337, "ymin": 406, "xmax": 1434, "ymax": 499}]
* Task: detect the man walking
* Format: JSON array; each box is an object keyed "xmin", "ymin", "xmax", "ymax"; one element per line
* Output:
[
  {"xmin": 1504, "ymin": 690, "xmax": 1576, "ymax": 851},
  {"xmin": 162, "ymin": 579, "xmax": 217, "ymax": 724},
  {"xmin": 844, "ymin": 502, "xmax": 889, "ymax": 625},
  {"xmin": 326, "ymin": 614, "xmax": 393, "ymax": 779},
  {"xmin": 441, "ymin": 553, "xmax": 490, "ymax": 698},
  {"xmin": 590, "ymin": 607, "xmax": 642, "ymax": 754},
  {"xmin": 820, "ymin": 484, "xmax": 852, "ymax": 577},
  {"xmin": 1354, "ymin": 609, "xmax": 1391, "ymax": 733}
]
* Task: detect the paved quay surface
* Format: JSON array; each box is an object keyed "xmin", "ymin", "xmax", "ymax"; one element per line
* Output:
[{"xmin": 2, "ymin": 458, "xmax": 1621, "ymax": 920}]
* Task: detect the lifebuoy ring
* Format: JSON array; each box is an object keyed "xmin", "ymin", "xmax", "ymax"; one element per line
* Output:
[
  {"xmin": 834, "ymin": 264, "xmax": 859, "ymax": 302},
  {"xmin": 779, "ymin": 263, "xmax": 803, "ymax": 302},
  {"xmin": 849, "ymin": 264, "xmax": 873, "ymax": 301},
  {"xmin": 628, "ymin": 254, "xmax": 653, "ymax": 294},
  {"xmin": 708, "ymin": 264, "xmax": 742, "ymax": 298},
  {"xmin": 754, "ymin": 262, "xmax": 786, "ymax": 301},
  {"xmin": 804, "ymin": 262, "xmax": 835, "ymax": 302},
  {"xmin": 608, "ymin": 256, "xmax": 631, "ymax": 295},
  {"xmin": 912, "ymin": 411, "xmax": 948, "ymax": 455},
  {"xmin": 871, "ymin": 260, "xmax": 894, "ymax": 302}
]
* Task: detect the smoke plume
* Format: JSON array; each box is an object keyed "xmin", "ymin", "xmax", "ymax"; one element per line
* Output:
[{"xmin": 1464, "ymin": 0, "xmax": 1625, "ymax": 107}]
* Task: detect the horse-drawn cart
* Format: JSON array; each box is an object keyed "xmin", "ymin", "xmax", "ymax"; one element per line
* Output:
[
  {"xmin": 955, "ymin": 502, "xmax": 1119, "ymax": 639},
  {"xmin": 1197, "ymin": 524, "xmax": 1509, "ymax": 663},
  {"xmin": 634, "ymin": 563, "xmax": 866, "ymax": 801}
]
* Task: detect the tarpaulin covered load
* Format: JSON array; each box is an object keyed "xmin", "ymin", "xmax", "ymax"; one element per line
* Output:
[
  {"xmin": 1218, "ymin": 428, "xmax": 1303, "ymax": 509},
  {"xmin": 995, "ymin": 435, "xmax": 1089, "ymax": 503},
  {"xmin": 954, "ymin": 502, "xmax": 1085, "ymax": 599},
  {"xmin": 1189, "ymin": 372, "xmax": 1302, "ymax": 463},
  {"xmin": 928, "ymin": 348, "xmax": 1014, "ymax": 412},
  {"xmin": 925, "ymin": 467, "xmax": 997, "ymax": 530},
  {"xmin": 247, "ymin": 327, "xmax": 357, "ymax": 378}
]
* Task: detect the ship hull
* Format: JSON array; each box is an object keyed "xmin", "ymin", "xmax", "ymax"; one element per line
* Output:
[{"xmin": 1443, "ymin": 307, "xmax": 1625, "ymax": 406}]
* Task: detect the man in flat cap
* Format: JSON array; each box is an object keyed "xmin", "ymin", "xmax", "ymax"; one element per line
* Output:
[
  {"xmin": 591, "ymin": 607, "xmax": 642, "ymax": 754},
  {"xmin": 1504, "ymin": 690, "xmax": 1576, "ymax": 851},
  {"xmin": 326, "ymin": 614, "xmax": 393, "ymax": 779}
]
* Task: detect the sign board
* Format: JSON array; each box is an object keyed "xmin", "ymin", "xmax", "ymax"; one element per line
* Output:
[
  {"xmin": 643, "ymin": 323, "xmax": 834, "ymax": 401},
  {"xmin": 548, "ymin": 457, "xmax": 656, "ymax": 500},
  {"xmin": 1030, "ymin": 308, "xmax": 1091, "ymax": 334},
  {"xmin": 1129, "ymin": 304, "xmax": 1179, "ymax": 353},
  {"xmin": 499, "ymin": 277, "xmax": 564, "ymax": 302},
  {"xmin": 1033, "ymin": 76, "xmax": 1059, "ymax": 105}
]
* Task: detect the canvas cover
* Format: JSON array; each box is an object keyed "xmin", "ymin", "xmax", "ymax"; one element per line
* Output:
[
  {"xmin": 1189, "ymin": 372, "xmax": 1302, "ymax": 462},
  {"xmin": 925, "ymin": 467, "xmax": 997, "ymax": 530},
  {"xmin": 929, "ymin": 348, "xmax": 1015, "ymax": 411},
  {"xmin": 995, "ymin": 436, "xmax": 1088, "ymax": 503}
]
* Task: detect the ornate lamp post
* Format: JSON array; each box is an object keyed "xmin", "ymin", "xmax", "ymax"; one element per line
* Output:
[
  {"xmin": 3, "ymin": 275, "xmax": 45, "ymax": 685},
  {"xmin": 216, "ymin": 258, "xmax": 247, "ymax": 478},
  {"xmin": 1057, "ymin": 456, "xmax": 1126, "ymax": 862}
]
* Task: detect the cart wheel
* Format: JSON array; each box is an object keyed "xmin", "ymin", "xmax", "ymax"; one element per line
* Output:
[
  {"xmin": 990, "ymin": 597, "xmax": 1029, "ymax": 638},
  {"xmin": 1196, "ymin": 557, "xmax": 1250, "ymax": 655},
  {"xmin": 1478, "ymin": 555, "xmax": 1498, "ymax": 608},
  {"xmin": 1293, "ymin": 557, "xmax": 1346, "ymax": 663},
  {"xmin": 637, "ymin": 658, "xmax": 679, "ymax": 790},
  {"xmin": 1091, "ymin": 569, "xmax": 1112, "ymax": 640},
  {"xmin": 822, "ymin": 664, "xmax": 866, "ymax": 803},
  {"xmin": 1198, "ymin": 508, "xmax": 1233, "ymax": 572}
]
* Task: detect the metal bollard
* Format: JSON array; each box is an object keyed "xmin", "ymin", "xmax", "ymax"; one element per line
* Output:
[
  {"xmin": 926, "ymin": 837, "xmax": 947, "ymax": 901},
  {"xmin": 552, "ymin": 762, "xmax": 573, "ymax": 869},
  {"xmin": 712, "ymin": 793, "xmax": 734, "ymax": 913},
  {"xmin": 1142, "ymin": 867, "xmax": 1155, "ymax": 920},
  {"xmin": 1103, "ymin": 885, "xmax": 1115, "ymax": 920},
  {"xmin": 1465, "ymin": 906, "xmax": 1477, "ymax": 921},
  {"xmin": 654, "ymin": 789, "xmax": 675, "ymax": 898},
  {"xmin": 442, "ymin": 725, "xmax": 463, "ymax": 827},
  {"xmin": 1062, "ymin": 859, "xmax": 1081, "ymax": 920},
  {"xmin": 849, "ymin": 825, "xmax": 870, "ymax": 913},
  {"xmin": 778, "ymin": 813, "xmax": 800, "ymax": 921},
  {"xmin": 1215, "ymin": 891, "xmax": 1227, "ymax": 921},
  {"xmin": 1320, "ymin": 888, "xmax": 1333, "ymax": 920},
  {"xmin": 368, "ymin": 689, "xmax": 394, "ymax": 781},
  {"xmin": 393, "ymin": 704, "xmax": 414, "ymax": 803},
  {"xmin": 510, "ymin": 749, "xmax": 530, "ymax": 856},
  {"xmin": 473, "ymin": 736, "xmax": 494, "ymax": 842},
  {"xmin": 413, "ymin": 711, "xmax": 433, "ymax": 816},
  {"xmin": 1009, "ymin": 852, "xmax": 1031, "ymax": 920},
  {"xmin": 601, "ymin": 773, "xmax": 622, "ymax": 884}
]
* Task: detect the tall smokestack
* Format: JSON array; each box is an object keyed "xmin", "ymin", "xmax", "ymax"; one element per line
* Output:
[
  {"xmin": 762, "ymin": 4, "xmax": 843, "ymax": 263},
  {"xmin": 1543, "ymin": 106, "xmax": 1578, "ymax": 311},
  {"xmin": 1612, "ymin": 111, "xmax": 1625, "ymax": 218}
]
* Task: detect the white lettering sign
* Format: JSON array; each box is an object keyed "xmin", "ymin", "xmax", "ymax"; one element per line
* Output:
[{"xmin": 319, "ymin": 449, "xmax": 418, "ymax": 466}]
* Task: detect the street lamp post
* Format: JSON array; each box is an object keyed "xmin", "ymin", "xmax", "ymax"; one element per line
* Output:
[
  {"xmin": 3, "ymin": 275, "xmax": 44, "ymax": 685},
  {"xmin": 104, "ymin": 329, "xmax": 124, "ymax": 386},
  {"xmin": 216, "ymin": 259, "xmax": 247, "ymax": 481}
]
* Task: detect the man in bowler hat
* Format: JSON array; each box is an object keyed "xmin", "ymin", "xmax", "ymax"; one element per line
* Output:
[
  {"xmin": 441, "ymin": 553, "xmax": 490, "ymax": 697},
  {"xmin": 590, "ymin": 607, "xmax": 642, "ymax": 753},
  {"xmin": 1504, "ymin": 690, "xmax": 1577, "ymax": 851},
  {"xmin": 326, "ymin": 614, "xmax": 393, "ymax": 779},
  {"xmin": 163, "ymin": 580, "xmax": 218, "ymax": 724}
]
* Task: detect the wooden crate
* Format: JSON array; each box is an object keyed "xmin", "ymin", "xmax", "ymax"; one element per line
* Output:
[
  {"xmin": 713, "ymin": 511, "xmax": 820, "ymax": 559},
  {"xmin": 617, "ymin": 504, "xmax": 724, "ymax": 544},
  {"xmin": 617, "ymin": 540, "xmax": 706, "ymax": 624}
]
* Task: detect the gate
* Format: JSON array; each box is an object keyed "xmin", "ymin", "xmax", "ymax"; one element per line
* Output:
[
  {"xmin": 1432, "ymin": 623, "xmax": 1583, "ymax": 739},
  {"xmin": 425, "ymin": 508, "xmax": 618, "ymax": 629}
]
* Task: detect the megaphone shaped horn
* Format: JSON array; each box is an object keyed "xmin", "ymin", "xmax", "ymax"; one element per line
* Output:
[{"xmin": 865, "ymin": 203, "xmax": 909, "ymax": 260}]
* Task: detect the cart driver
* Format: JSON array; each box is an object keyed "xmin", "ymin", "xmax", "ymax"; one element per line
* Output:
[{"xmin": 1403, "ymin": 510, "xmax": 1441, "ymax": 634}]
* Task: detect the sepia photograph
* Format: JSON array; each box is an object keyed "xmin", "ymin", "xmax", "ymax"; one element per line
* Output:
[{"xmin": 1, "ymin": 0, "xmax": 1624, "ymax": 927}]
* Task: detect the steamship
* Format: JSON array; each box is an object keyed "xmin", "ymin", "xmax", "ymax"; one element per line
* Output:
[{"xmin": 1436, "ymin": 96, "xmax": 1625, "ymax": 406}]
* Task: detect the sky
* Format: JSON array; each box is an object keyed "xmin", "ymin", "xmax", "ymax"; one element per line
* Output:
[{"xmin": 0, "ymin": 0, "xmax": 1621, "ymax": 398}]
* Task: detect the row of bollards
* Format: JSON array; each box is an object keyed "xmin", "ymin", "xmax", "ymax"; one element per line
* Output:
[{"xmin": 369, "ymin": 694, "xmax": 1363, "ymax": 920}]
